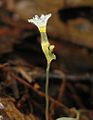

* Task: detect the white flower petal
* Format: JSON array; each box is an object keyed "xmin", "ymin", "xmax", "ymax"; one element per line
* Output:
[{"xmin": 41, "ymin": 14, "xmax": 45, "ymax": 19}]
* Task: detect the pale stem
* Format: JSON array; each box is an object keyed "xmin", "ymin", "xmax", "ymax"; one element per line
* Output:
[{"xmin": 45, "ymin": 62, "xmax": 50, "ymax": 120}]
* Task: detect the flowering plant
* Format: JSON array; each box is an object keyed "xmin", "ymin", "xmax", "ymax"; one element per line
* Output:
[{"xmin": 28, "ymin": 13, "xmax": 56, "ymax": 120}]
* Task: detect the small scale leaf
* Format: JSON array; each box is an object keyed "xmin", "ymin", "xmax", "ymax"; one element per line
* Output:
[{"xmin": 56, "ymin": 117, "xmax": 77, "ymax": 120}]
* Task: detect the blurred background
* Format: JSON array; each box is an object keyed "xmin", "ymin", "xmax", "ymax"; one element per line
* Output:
[{"xmin": 0, "ymin": 0, "xmax": 93, "ymax": 120}]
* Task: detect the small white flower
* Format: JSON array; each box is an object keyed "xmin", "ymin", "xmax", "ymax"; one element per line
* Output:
[{"xmin": 28, "ymin": 13, "xmax": 52, "ymax": 32}]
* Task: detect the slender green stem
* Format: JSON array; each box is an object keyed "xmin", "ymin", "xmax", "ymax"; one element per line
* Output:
[{"xmin": 45, "ymin": 63, "xmax": 50, "ymax": 120}]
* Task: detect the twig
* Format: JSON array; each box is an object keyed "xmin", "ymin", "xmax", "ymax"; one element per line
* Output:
[{"xmin": 57, "ymin": 71, "xmax": 66, "ymax": 102}]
